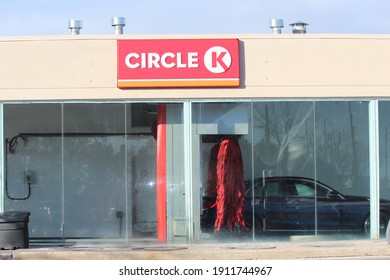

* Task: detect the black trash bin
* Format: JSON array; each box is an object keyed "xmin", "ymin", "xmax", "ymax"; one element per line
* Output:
[{"xmin": 0, "ymin": 211, "xmax": 30, "ymax": 250}]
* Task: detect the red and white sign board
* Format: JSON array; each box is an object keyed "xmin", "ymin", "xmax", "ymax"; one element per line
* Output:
[{"xmin": 117, "ymin": 39, "xmax": 240, "ymax": 88}]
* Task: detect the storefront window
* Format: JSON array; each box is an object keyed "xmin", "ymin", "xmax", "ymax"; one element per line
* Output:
[
  {"xmin": 2, "ymin": 100, "xmax": 387, "ymax": 244},
  {"xmin": 252, "ymin": 101, "xmax": 315, "ymax": 239},
  {"xmin": 197, "ymin": 100, "xmax": 376, "ymax": 242},
  {"xmin": 378, "ymin": 101, "xmax": 390, "ymax": 234},
  {"xmin": 315, "ymin": 101, "xmax": 370, "ymax": 237},
  {"xmin": 3, "ymin": 102, "xmax": 184, "ymax": 243}
]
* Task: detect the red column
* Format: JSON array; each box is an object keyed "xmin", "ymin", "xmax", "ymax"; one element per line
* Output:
[{"xmin": 156, "ymin": 104, "xmax": 167, "ymax": 242}]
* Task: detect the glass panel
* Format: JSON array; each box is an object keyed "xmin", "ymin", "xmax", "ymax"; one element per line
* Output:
[
  {"xmin": 252, "ymin": 102, "xmax": 315, "ymax": 239},
  {"xmin": 194, "ymin": 102, "xmax": 252, "ymax": 242},
  {"xmin": 165, "ymin": 103, "xmax": 185, "ymax": 242},
  {"xmin": 125, "ymin": 102, "xmax": 184, "ymax": 242},
  {"xmin": 3, "ymin": 104, "xmax": 63, "ymax": 238},
  {"xmin": 63, "ymin": 103, "xmax": 126, "ymax": 239},
  {"xmin": 126, "ymin": 103, "xmax": 157, "ymax": 239},
  {"xmin": 3, "ymin": 102, "xmax": 183, "ymax": 243},
  {"xmin": 378, "ymin": 101, "xmax": 390, "ymax": 236},
  {"xmin": 315, "ymin": 101, "xmax": 370, "ymax": 238}
]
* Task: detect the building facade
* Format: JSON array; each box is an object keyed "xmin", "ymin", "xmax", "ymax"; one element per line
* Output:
[{"xmin": 1, "ymin": 33, "xmax": 390, "ymax": 244}]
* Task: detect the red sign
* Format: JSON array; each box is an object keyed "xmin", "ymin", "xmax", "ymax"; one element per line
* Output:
[{"xmin": 117, "ymin": 39, "xmax": 240, "ymax": 88}]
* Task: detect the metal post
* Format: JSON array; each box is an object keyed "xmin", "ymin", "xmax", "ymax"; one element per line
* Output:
[{"xmin": 369, "ymin": 100, "xmax": 380, "ymax": 239}]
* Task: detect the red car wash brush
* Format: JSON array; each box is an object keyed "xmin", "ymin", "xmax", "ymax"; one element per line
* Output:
[{"xmin": 213, "ymin": 138, "xmax": 246, "ymax": 232}]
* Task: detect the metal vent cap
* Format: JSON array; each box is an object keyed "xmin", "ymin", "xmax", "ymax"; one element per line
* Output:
[
  {"xmin": 289, "ymin": 21, "xmax": 308, "ymax": 34},
  {"xmin": 269, "ymin": 19, "xmax": 284, "ymax": 34},
  {"xmin": 111, "ymin": 17, "xmax": 126, "ymax": 34},
  {"xmin": 68, "ymin": 20, "xmax": 82, "ymax": 35}
]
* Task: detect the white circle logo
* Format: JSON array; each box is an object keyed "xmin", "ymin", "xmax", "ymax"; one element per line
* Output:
[{"xmin": 204, "ymin": 46, "xmax": 232, "ymax": 73}]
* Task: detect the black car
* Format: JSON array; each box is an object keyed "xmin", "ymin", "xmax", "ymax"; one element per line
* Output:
[{"xmin": 201, "ymin": 176, "xmax": 390, "ymax": 236}]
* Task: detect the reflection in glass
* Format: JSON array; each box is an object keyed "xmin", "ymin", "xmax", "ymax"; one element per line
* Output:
[
  {"xmin": 252, "ymin": 102, "xmax": 314, "ymax": 178},
  {"xmin": 315, "ymin": 101, "xmax": 369, "ymax": 197}
]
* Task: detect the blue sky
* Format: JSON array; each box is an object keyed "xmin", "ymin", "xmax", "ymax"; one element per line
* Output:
[{"xmin": 1, "ymin": 0, "xmax": 390, "ymax": 36}]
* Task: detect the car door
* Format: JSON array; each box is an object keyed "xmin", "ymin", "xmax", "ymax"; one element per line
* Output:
[
  {"xmin": 288, "ymin": 180, "xmax": 341, "ymax": 232},
  {"xmin": 281, "ymin": 180, "xmax": 316, "ymax": 231},
  {"xmin": 261, "ymin": 180, "xmax": 289, "ymax": 231},
  {"xmin": 255, "ymin": 178, "xmax": 315, "ymax": 232},
  {"xmin": 314, "ymin": 184, "xmax": 343, "ymax": 231}
]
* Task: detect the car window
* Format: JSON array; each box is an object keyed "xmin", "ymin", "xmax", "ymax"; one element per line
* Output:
[
  {"xmin": 295, "ymin": 182, "xmax": 331, "ymax": 198},
  {"xmin": 246, "ymin": 182, "xmax": 264, "ymax": 197},
  {"xmin": 281, "ymin": 183, "xmax": 298, "ymax": 196},
  {"xmin": 315, "ymin": 184, "xmax": 333, "ymax": 198},
  {"xmin": 295, "ymin": 183, "xmax": 315, "ymax": 197},
  {"xmin": 251, "ymin": 179, "xmax": 335, "ymax": 199},
  {"xmin": 263, "ymin": 182, "xmax": 280, "ymax": 197}
]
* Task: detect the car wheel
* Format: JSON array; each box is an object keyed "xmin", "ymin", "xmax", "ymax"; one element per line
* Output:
[
  {"xmin": 363, "ymin": 215, "xmax": 370, "ymax": 234},
  {"xmin": 380, "ymin": 214, "xmax": 389, "ymax": 235},
  {"xmin": 363, "ymin": 213, "xmax": 390, "ymax": 236}
]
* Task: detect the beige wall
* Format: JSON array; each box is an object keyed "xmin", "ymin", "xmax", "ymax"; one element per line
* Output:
[{"xmin": 1, "ymin": 34, "xmax": 390, "ymax": 101}]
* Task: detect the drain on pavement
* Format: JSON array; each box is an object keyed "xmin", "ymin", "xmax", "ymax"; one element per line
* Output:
[
  {"xmin": 131, "ymin": 246, "xmax": 188, "ymax": 251},
  {"xmin": 222, "ymin": 245, "xmax": 276, "ymax": 250}
]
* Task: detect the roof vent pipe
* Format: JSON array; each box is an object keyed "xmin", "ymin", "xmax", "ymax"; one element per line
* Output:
[
  {"xmin": 68, "ymin": 20, "xmax": 82, "ymax": 35},
  {"xmin": 289, "ymin": 21, "xmax": 308, "ymax": 34},
  {"xmin": 112, "ymin": 17, "xmax": 126, "ymax": 34},
  {"xmin": 269, "ymin": 19, "xmax": 284, "ymax": 34}
]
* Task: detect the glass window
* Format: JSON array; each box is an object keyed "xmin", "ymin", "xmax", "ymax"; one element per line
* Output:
[
  {"xmin": 3, "ymin": 102, "xmax": 184, "ymax": 244},
  {"xmin": 263, "ymin": 182, "xmax": 281, "ymax": 197},
  {"xmin": 295, "ymin": 184, "xmax": 315, "ymax": 197},
  {"xmin": 4, "ymin": 104, "xmax": 63, "ymax": 238},
  {"xmin": 252, "ymin": 101, "xmax": 316, "ymax": 237},
  {"xmin": 194, "ymin": 102, "xmax": 252, "ymax": 241},
  {"xmin": 3, "ymin": 99, "xmax": 386, "ymax": 243},
  {"xmin": 315, "ymin": 101, "xmax": 369, "ymax": 197},
  {"xmin": 197, "ymin": 100, "xmax": 376, "ymax": 242},
  {"xmin": 63, "ymin": 103, "xmax": 126, "ymax": 238},
  {"xmin": 378, "ymin": 101, "xmax": 390, "ymax": 235}
]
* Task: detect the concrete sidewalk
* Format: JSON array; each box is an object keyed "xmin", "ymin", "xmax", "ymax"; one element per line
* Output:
[{"xmin": 1, "ymin": 239, "xmax": 390, "ymax": 260}]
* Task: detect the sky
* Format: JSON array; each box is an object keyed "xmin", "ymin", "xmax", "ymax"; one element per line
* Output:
[{"xmin": 1, "ymin": 0, "xmax": 390, "ymax": 36}]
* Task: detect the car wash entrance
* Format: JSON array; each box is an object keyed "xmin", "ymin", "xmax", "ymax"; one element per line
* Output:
[{"xmin": 194, "ymin": 100, "xmax": 389, "ymax": 242}]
